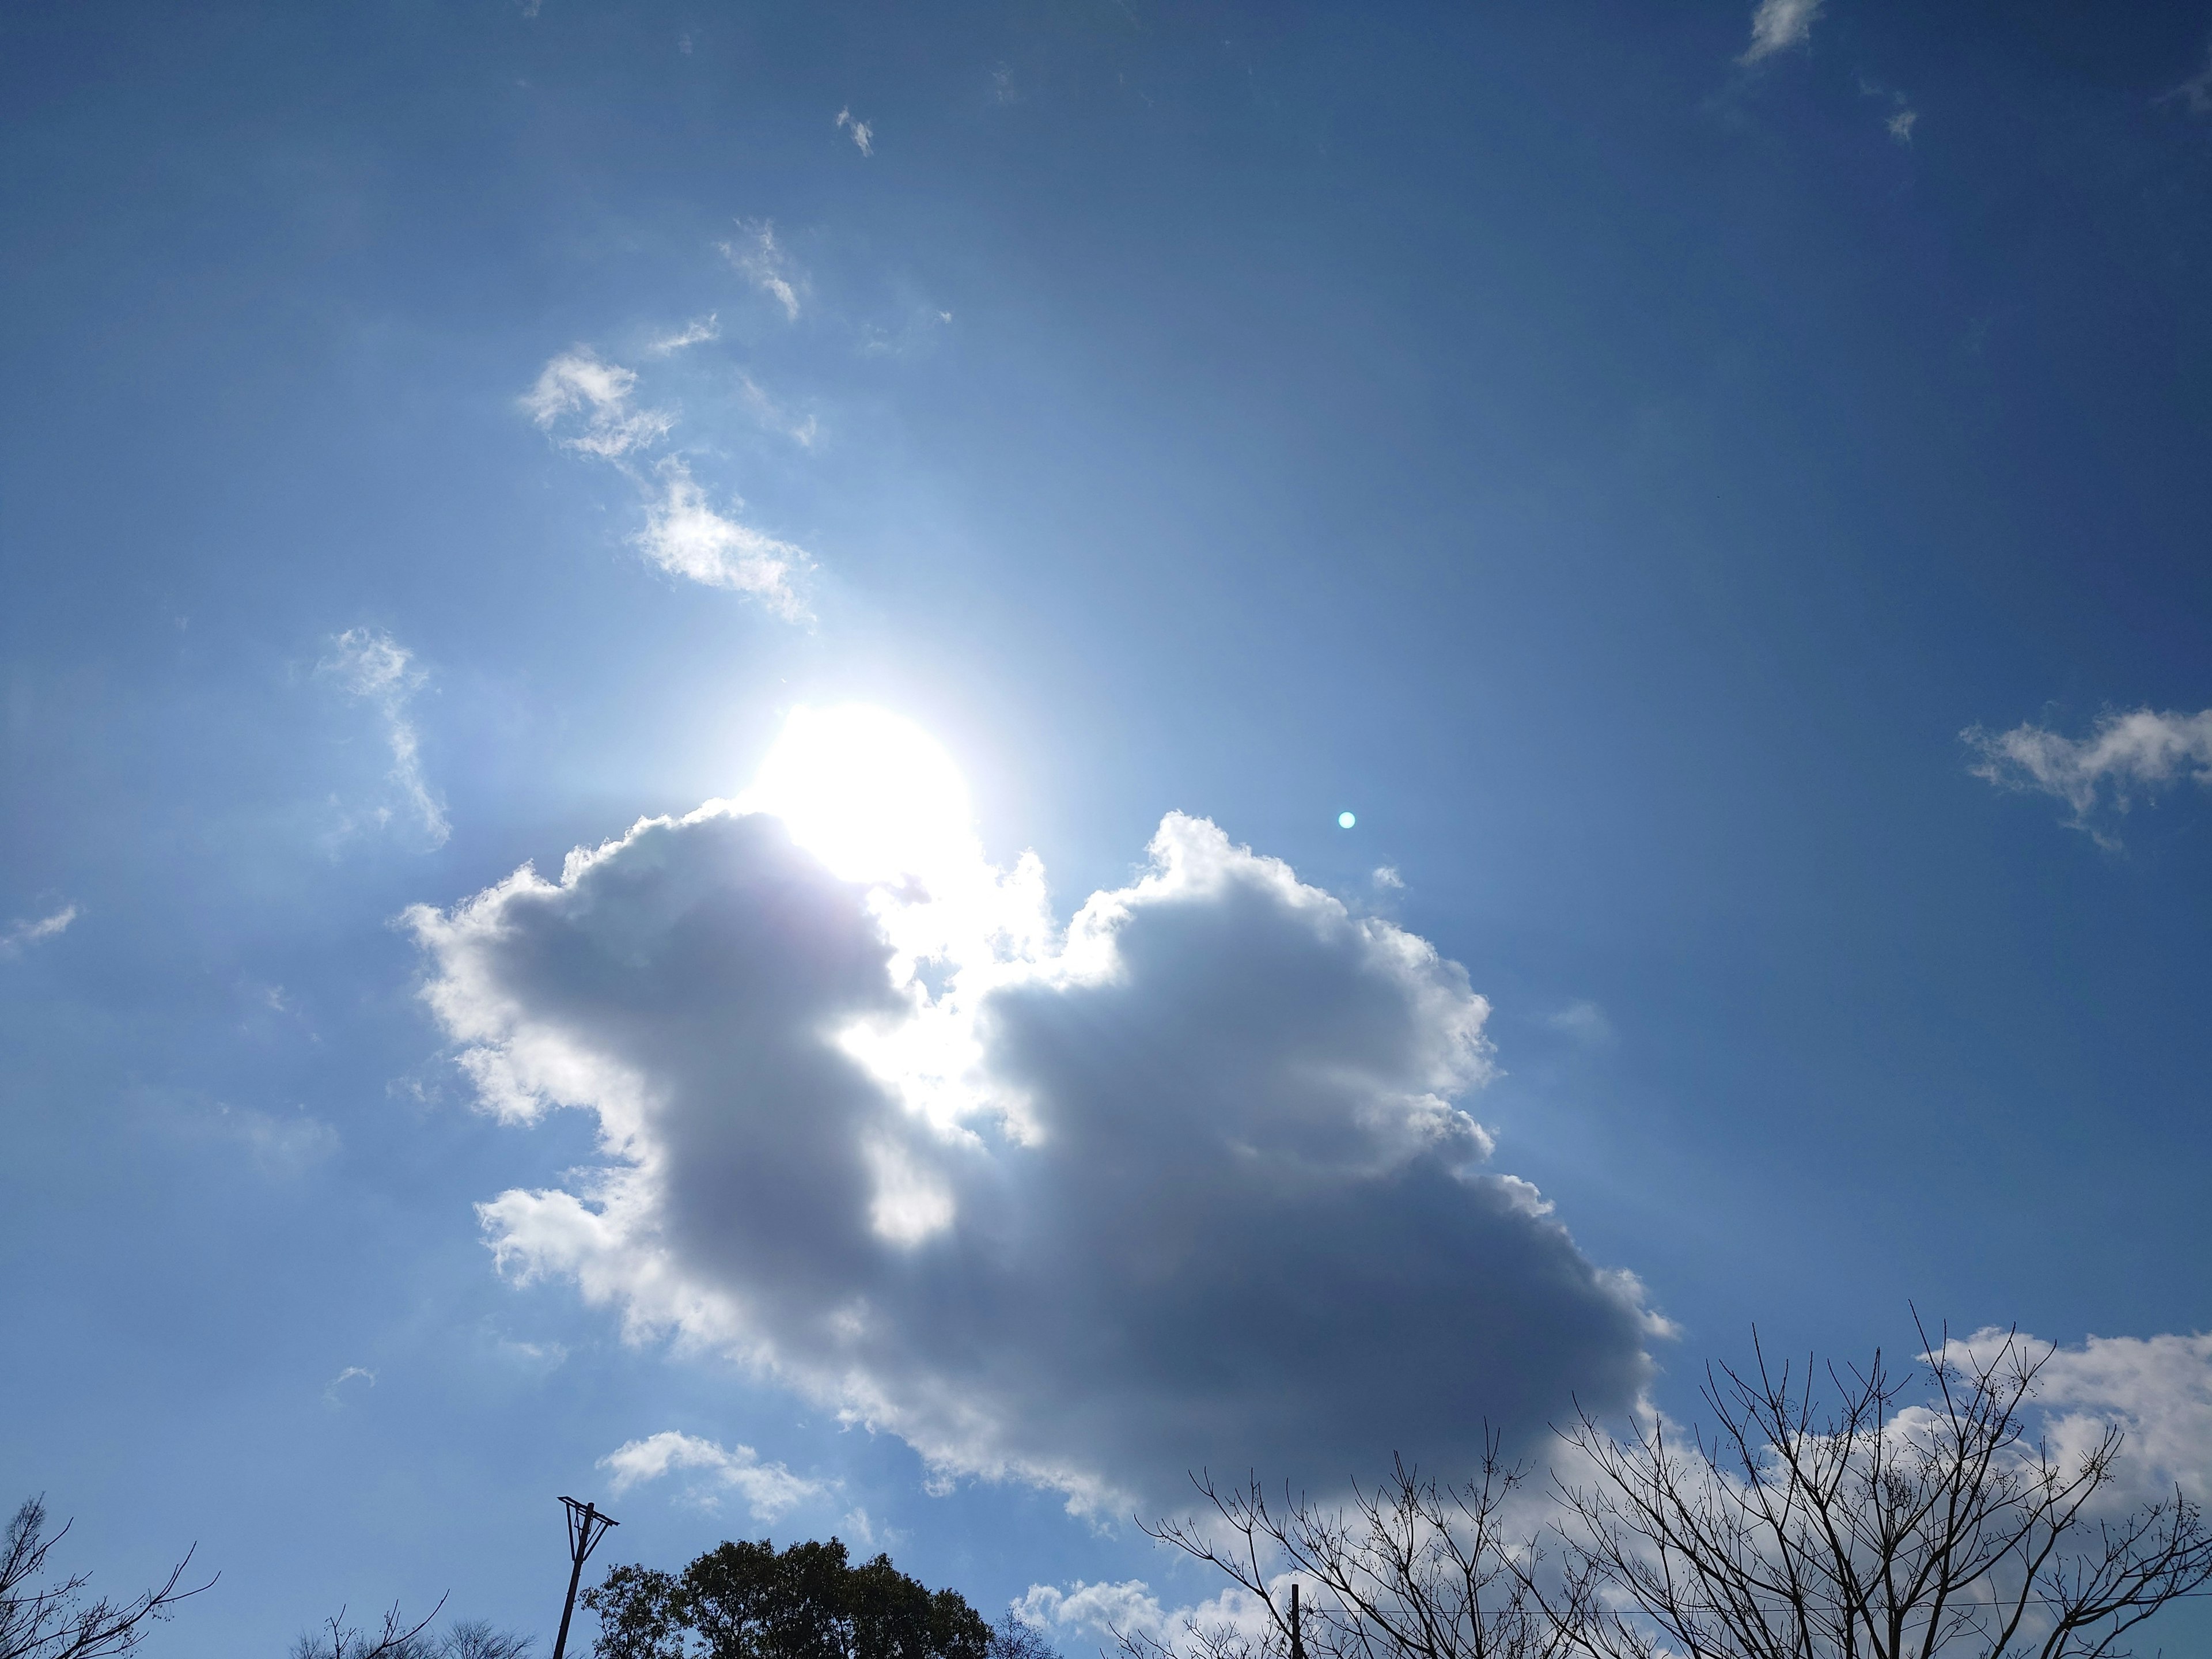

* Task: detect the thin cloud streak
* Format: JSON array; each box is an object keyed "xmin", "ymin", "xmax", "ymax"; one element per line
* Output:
[
  {"xmin": 647, "ymin": 313, "xmax": 720, "ymax": 355},
  {"xmin": 720, "ymin": 219, "xmax": 803, "ymax": 320},
  {"xmin": 738, "ymin": 372, "xmax": 820, "ymax": 448},
  {"xmin": 2158, "ymin": 43, "xmax": 2212, "ymax": 116},
  {"xmin": 1, "ymin": 904, "xmax": 78, "ymax": 954},
  {"xmin": 320, "ymin": 628, "xmax": 449, "ymax": 847}
]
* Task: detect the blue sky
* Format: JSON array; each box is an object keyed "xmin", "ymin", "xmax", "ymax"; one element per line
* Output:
[{"xmin": 5, "ymin": 1, "xmax": 2212, "ymax": 1652}]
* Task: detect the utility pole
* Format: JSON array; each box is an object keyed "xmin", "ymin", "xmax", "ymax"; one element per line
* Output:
[
  {"xmin": 550, "ymin": 1495, "xmax": 619, "ymax": 1659},
  {"xmin": 1289, "ymin": 1583, "xmax": 1305, "ymax": 1659}
]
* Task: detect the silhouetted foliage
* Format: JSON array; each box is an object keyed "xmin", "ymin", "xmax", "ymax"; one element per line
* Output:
[
  {"xmin": 0, "ymin": 1496, "xmax": 209, "ymax": 1659},
  {"xmin": 582, "ymin": 1537, "xmax": 997, "ymax": 1659}
]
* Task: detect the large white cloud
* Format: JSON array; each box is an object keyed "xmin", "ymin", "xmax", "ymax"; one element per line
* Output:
[{"xmin": 408, "ymin": 732, "xmax": 1659, "ymax": 1513}]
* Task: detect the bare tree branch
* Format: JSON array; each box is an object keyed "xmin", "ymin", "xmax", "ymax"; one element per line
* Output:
[
  {"xmin": 0, "ymin": 1497, "xmax": 211, "ymax": 1659},
  {"xmin": 1552, "ymin": 1317, "xmax": 2212, "ymax": 1659}
]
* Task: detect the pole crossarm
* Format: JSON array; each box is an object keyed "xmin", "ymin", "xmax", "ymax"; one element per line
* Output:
[{"xmin": 550, "ymin": 1495, "xmax": 620, "ymax": 1659}]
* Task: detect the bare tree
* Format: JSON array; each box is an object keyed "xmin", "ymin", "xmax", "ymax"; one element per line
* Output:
[
  {"xmin": 0, "ymin": 1497, "xmax": 209, "ymax": 1659},
  {"xmin": 992, "ymin": 1613, "xmax": 1061, "ymax": 1659},
  {"xmin": 290, "ymin": 1594, "xmax": 450, "ymax": 1659},
  {"xmin": 1551, "ymin": 1319, "xmax": 2212, "ymax": 1659},
  {"xmin": 443, "ymin": 1619, "xmax": 533, "ymax": 1659},
  {"xmin": 1127, "ymin": 1431, "xmax": 1595, "ymax": 1659}
]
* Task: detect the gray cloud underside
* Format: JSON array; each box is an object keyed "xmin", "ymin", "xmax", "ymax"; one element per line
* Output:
[{"xmin": 412, "ymin": 809, "xmax": 1656, "ymax": 1512}]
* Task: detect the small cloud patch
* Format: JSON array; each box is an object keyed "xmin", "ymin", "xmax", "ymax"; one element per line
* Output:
[
  {"xmin": 1, "ymin": 904, "xmax": 77, "ymax": 955},
  {"xmin": 1740, "ymin": 0, "xmax": 1821, "ymax": 65},
  {"xmin": 324, "ymin": 1366, "xmax": 376, "ymax": 1408},
  {"xmin": 1546, "ymin": 1000, "xmax": 1616, "ymax": 1049},
  {"xmin": 1964, "ymin": 706, "xmax": 2212, "ymax": 846}
]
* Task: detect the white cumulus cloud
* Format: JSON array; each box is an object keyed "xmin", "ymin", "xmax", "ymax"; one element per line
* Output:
[
  {"xmin": 836, "ymin": 107, "xmax": 875, "ymax": 156},
  {"xmin": 1964, "ymin": 706, "xmax": 2212, "ymax": 843},
  {"xmin": 1740, "ymin": 0, "xmax": 1822, "ymax": 65},
  {"xmin": 2014, "ymin": 1330, "xmax": 2212, "ymax": 1503},
  {"xmin": 600, "ymin": 1430, "xmax": 830, "ymax": 1519},
  {"xmin": 409, "ymin": 743, "xmax": 1659, "ymax": 1516},
  {"xmin": 1017, "ymin": 1577, "xmax": 1286, "ymax": 1650},
  {"xmin": 319, "ymin": 628, "xmax": 449, "ymax": 847}
]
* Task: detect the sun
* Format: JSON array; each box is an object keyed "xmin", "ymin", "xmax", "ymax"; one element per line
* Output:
[{"xmin": 742, "ymin": 704, "xmax": 975, "ymax": 887}]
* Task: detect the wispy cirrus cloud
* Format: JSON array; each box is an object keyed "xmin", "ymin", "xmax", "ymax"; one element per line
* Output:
[
  {"xmin": 1, "ymin": 904, "xmax": 78, "ymax": 955},
  {"xmin": 520, "ymin": 350, "xmax": 675, "ymax": 457},
  {"xmin": 522, "ymin": 348, "xmax": 815, "ymax": 616},
  {"xmin": 719, "ymin": 219, "xmax": 804, "ymax": 321},
  {"xmin": 600, "ymin": 1430, "xmax": 830, "ymax": 1520},
  {"xmin": 1546, "ymin": 999, "xmax": 1616, "ymax": 1048},
  {"xmin": 1739, "ymin": 0, "xmax": 1821, "ymax": 65},
  {"xmin": 738, "ymin": 372, "xmax": 819, "ymax": 448},
  {"xmin": 324, "ymin": 1366, "xmax": 376, "ymax": 1408},
  {"xmin": 214, "ymin": 1103, "xmax": 340, "ymax": 1177},
  {"xmin": 1964, "ymin": 706, "xmax": 2212, "ymax": 844},
  {"xmin": 835, "ymin": 107, "xmax": 874, "ymax": 157},
  {"xmin": 319, "ymin": 628, "xmax": 449, "ymax": 847},
  {"xmin": 1859, "ymin": 78, "xmax": 1919, "ymax": 144},
  {"xmin": 2159, "ymin": 41, "xmax": 2212, "ymax": 116},
  {"xmin": 635, "ymin": 459, "xmax": 810, "ymax": 618},
  {"xmin": 646, "ymin": 313, "xmax": 720, "ymax": 356}
]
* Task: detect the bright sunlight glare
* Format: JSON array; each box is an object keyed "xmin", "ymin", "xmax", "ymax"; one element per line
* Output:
[{"xmin": 743, "ymin": 704, "xmax": 976, "ymax": 887}]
